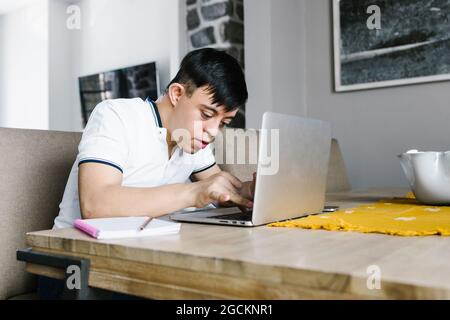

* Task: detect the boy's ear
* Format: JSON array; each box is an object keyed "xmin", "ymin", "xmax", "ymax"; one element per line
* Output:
[{"xmin": 167, "ymin": 83, "xmax": 185, "ymax": 107}]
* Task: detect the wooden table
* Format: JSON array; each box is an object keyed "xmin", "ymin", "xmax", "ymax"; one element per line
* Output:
[{"xmin": 23, "ymin": 188, "xmax": 450, "ymax": 299}]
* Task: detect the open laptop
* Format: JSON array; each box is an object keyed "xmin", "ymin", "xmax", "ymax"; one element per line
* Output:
[{"xmin": 170, "ymin": 111, "xmax": 332, "ymax": 227}]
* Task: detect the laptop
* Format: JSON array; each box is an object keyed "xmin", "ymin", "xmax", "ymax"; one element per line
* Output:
[{"xmin": 170, "ymin": 111, "xmax": 332, "ymax": 227}]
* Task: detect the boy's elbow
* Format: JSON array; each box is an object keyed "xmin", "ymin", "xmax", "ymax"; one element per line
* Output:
[
  {"xmin": 79, "ymin": 195, "xmax": 103, "ymax": 219},
  {"xmin": 80, "ymin": 199, "xmax": 95, "ymax": 219}
]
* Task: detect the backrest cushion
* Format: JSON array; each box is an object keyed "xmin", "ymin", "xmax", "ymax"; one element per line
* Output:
[{"xmin": 0, "ymin": 128, "xmax": 81, "ymax": 299}]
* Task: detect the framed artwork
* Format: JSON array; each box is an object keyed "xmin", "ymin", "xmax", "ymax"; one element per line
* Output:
[
  {"xmin": 79, "ymin": 62, "xmax": 159, "ymax": 127},
  {"xmin": 333, "ymin": 0, "xmax": 450, "ymax": 92}
]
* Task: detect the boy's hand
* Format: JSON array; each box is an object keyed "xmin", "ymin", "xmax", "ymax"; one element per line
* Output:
[
  {"xmin": 238, "ymin": 172, "xmax": 256, "ymax": 202},
  {"xmin": 193, "ymin": 172, "xmax": 253, "ymax": 209}
]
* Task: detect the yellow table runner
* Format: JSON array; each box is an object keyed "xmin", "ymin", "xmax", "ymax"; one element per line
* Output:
[{"xmin": 268, "ymin": 193, "xmax": 450, "ymax": 236}]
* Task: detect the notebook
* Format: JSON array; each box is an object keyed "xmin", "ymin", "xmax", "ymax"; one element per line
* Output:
[{"xmin": 74, "ymin": 217, "xmax": 181, "ymax": 239}]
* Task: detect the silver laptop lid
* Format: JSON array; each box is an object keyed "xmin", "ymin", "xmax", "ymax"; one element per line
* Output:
[{"xmin": 251, "ymin": 112, "xmax": 331, "ymax": 226}]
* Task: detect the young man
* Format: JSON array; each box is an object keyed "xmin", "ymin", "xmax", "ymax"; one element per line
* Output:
[{"xmin": 54, "ymin": 48, "xmax": 255, "ymax": 229}]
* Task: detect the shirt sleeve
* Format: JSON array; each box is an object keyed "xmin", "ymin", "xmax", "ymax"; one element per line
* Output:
[
  {"xmin": 192, "ymin": 143, "xmax": 216, "ymax": 174},
  {"xmin": 77, "ymin": 101, "xmax": 128, "ymax": 173}
]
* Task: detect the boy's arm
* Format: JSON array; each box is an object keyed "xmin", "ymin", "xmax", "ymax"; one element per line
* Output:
[
  {"xmin": 78, "ymin": 163, "xmax": 252, "ymax": 219},
  {"xmin": 78, "ymin": 163, "xmax": 195, "ymax": 219}
]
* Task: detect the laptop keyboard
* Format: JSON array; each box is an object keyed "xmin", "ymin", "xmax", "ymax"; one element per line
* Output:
[{"xmin": 209, "ymin": 211, "xmax": 253, "ymax": 221}]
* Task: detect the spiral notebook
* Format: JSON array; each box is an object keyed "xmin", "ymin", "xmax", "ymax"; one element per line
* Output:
[{"xmin": 74, "ymin": 217, "xmax": 181, "ymax": 239}]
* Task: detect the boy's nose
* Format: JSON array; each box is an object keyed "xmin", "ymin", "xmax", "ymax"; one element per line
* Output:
[{"xmin": 205, "ymin": 120, "xmax": 221, "ymax": 137}]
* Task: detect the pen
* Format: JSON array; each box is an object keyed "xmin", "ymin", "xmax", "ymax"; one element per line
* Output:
[{"xmin": 139, "ymin": 216, "xmax": 153, "ymax": 231}]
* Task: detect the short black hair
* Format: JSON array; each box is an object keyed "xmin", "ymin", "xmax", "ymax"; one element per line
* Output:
[{"xmin": 167, "ymin": 48, "xmax": 248, "ymax": 112}]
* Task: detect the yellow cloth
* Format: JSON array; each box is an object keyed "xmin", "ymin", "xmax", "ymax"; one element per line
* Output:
[{"xmin": 268, "ymin": 196, "xmax": 450, "ymax": 236}]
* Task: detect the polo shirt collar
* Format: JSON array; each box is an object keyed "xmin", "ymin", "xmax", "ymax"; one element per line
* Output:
[{"xmin": 145, "ymin": 97, "xmax": 163, "ymax": 128}]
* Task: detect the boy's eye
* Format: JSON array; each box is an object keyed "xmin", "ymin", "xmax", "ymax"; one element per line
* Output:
[{"xmin": 201, "ymin": 111, "xmax": 214, "ymax": 119}]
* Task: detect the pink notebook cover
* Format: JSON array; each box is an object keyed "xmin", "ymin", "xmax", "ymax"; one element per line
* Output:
[{"xmin": 74, "ymin": 219, "xmax": 99, "ymax": 239}]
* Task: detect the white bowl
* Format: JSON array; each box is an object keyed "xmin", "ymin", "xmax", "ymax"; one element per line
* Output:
[{"xmin": 398, "ymin": 149, "xmax": 450, "ymax": 205}]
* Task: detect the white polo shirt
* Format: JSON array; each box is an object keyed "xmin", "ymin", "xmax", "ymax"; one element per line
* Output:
[{"xmin": 53, "ymin": 97, "xmax": 216, "ymax": 229}]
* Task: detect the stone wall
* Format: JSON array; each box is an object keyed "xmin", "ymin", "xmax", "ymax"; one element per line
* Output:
[{"xmin": 186, "ymin": 0, "xmax": 245, "ymax": 127}]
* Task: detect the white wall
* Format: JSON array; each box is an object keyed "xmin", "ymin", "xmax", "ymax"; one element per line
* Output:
[
  {"xmin": 48, "ymin": 0, "xmax": 73, "ymax": 131},
  {"xmin": 245, "ymin": 0, "xmax": 450, "ymax": 189},
  {"xmin": 0, "ymin": 0, "xmax": 49, "ymax": 130},
  {"xmin": 69, "ymin": 0, "xmax": 183, "ymax": 131},
  {"xmin": 0, "ymin": 0, "xmax": 185, "ymax": 132},
  {"xmin": 245, "ymin": 0, "xmax": 306, "ymax": 129},
  {"xmin": 244, "ymin": 0, "xmax": 273, "ymax": 129}
]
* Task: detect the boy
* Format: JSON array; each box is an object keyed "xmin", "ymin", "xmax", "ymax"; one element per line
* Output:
[{"xmin": 54, "ymin": 48, "xmax": 255, "ymax": 229}]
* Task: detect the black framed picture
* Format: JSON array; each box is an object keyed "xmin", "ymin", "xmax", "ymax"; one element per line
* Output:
[
  {"xmin": 79, "ymin": 62, "xmax": 160, "ymax": 126},
  {"xmin": 334, "ymin": 0, "xmax": 450, "ymax": 92}
]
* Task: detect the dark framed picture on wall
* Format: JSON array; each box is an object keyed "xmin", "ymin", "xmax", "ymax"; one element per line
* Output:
[
  {"xmin": 333, "ymin": 0, "xmax": 450, "ymax": 92},
  {"xmin": 79, "ymin": 62, "xmax": 160, "ymax": 127}
]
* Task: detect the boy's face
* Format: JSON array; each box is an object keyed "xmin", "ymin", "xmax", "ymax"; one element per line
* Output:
[{"xmin": 168, "ymin": 86, "xmax": 238, "ymax": 154}]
